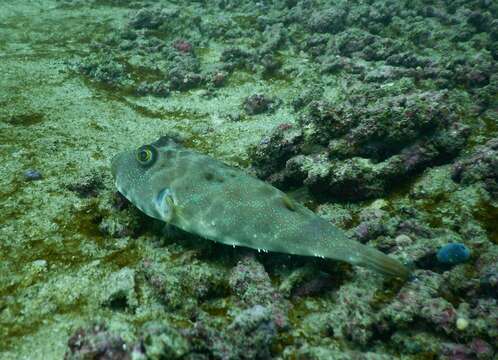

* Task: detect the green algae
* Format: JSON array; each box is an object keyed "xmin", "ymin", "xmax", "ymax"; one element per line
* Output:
[
  {"xmin": 474, "ymin": 201, "xmax": 498, "ymax": 244},
  {"xmin": 483, "ymin": 115, "xmax": 498, "ymax": 134},
  {"xmin": 200, "ymin": 300, "xmax": 229, "ymax": 318},
  {"xmin": 4, "ymin": 112, "xmax": 44, "ymax": 126},
  {"xmin": 417, "ymin": 193, "xmax": 450, "ymax": 228},
  {"xmin": 120, "ymin": 59, "xmax": 166, "ymax": 84},
  {"xmin": 370, "ymin": 280, "xmax": 406, "ymax": 311},
  {"xmin": 225, "ymin": 69, "xmax": 256, "ymax": 87},
  {"xmin": 92, "ymin": 0, "xmax": 138, "ymax": 8},
  {"xmin": 102, "ymin": 244, "xmax": 143, "ymax": 269},
  {"xmin": 232, "ymin": 15, "xmax": 258, "ymax": 29},
  {"xmin": 1, "ymin": 319, "xmax": 46, "ymax": 351},
  {"xmin": 72, "ymin": 209, "xmax": 106, "ymax": 243}
]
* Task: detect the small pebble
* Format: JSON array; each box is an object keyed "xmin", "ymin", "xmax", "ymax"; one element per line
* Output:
[
  {"xmin": 456, "ymin": 317, "xmax": 468, "ymax": 331},
  {"xmin": 370, "ymin": 199, "xmax": 388, "ymax": 209},
  {"xmin": 244, "ymin": 94, "xmax": 273, "ymax": 115},
  {"xmin": 32, "ymin": 259, "xmax": 47, "ymax": 267},
  {"xmin": 30, "ymin": 259, "xmax": 48, "ymax": 273},
  {"xmin": 395, "ymin": 234, "xmax": 412, "ymax": 246},
  {"xmin": 24, "ymin": 169, "xmax": 43, "ymax": 181}
]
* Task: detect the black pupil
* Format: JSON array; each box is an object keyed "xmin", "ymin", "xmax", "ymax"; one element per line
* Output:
[{"xmin": 139, "ymin": 149, "xmax": 149, "ymax": 162}]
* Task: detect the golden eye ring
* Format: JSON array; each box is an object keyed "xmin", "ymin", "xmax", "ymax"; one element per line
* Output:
[{"xmin": 136, "ymin": 145, "xmax": 157, "ymax": 167}]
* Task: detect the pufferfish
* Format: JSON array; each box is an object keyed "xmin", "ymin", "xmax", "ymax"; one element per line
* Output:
[{"xmin": 111, "ymin": 136, "xmax": 409, "ymax": 279}]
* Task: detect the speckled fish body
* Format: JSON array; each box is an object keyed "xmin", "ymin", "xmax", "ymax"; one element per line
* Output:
[{"xmin": 112, "ymin": 136, "xmax": 409, "ymax": 279}]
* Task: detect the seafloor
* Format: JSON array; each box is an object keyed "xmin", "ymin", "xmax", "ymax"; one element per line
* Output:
[{"xmin": 0, "ymin": 0, "xmax": 497, "ymax": 359}]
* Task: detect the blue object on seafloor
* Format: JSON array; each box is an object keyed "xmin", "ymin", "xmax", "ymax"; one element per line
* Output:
[
  {"xmin": 436, "ymin": 243, "xmax": 471, "ymax": 265},
  {"xmin": 24, "ymin": 169, "xmax": 43, "ymax": 181}
]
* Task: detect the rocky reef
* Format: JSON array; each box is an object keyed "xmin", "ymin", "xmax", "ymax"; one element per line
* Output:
[{"xmin": 1, "ymin": 0, "xmax": 497, "ymax": 359}]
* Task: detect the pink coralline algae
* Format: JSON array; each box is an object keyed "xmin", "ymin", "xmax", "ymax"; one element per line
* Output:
[
  {"xmin": 229, "ymin": 255, "xmax": 290, "ymax": 329},
  {"xmin": 65, "ymin": 324, "xmax": 132, "ymax": 360},
  {"xmin": 173, "ymin": 39, "xmax": 193, "ymax": 54}
]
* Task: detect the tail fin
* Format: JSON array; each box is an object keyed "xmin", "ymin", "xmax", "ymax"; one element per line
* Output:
[{"xmin": 355, "ymin": 245, "xmax": 410, "ymax": 280}]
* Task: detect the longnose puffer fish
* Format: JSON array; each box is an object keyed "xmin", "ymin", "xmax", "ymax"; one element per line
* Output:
[{"xmin": 111, "ymin": 136, "xmax": 409, "ymax": 279}]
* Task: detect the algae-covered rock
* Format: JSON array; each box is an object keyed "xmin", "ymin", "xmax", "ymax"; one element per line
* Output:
[
  {"xmin": 229, "ymin": 255, "xmax": 289, "ymax": 329},
  {"xmin": 100, "ymin": 267, "xmax": 138, "ymax": 311},
  {"xmin": 243, "ymin": 94, "xmax": 277, "ymax": 115},
  {"xmin": 222, "ymin": 305, "xmax": 277, "ymax": 360},
  {"xmin": 140, "ymin": 321, "xmax": 190, "ymax": 360},
  {"xmin": 141, "ymin": 256, "xmax": 229, "ymax": 313},
  {"xmin": 65, "ymin": 324, "xmax": 132, "ymax": 360},
  {"xmin": 453, "ymin": 137, "xmax": 498, "ymax": 198},
  {"xmin": 128, "ymin": 7, "xmax": 174, "ymax": 30},
  {"xmin": 252, "ymin": 90, "xmax": 470, "ymax": 200}
]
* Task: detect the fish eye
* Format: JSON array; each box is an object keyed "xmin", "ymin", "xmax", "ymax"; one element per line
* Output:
[{"xmin": 135, "ymin": 145, "xmax": 157, "ymax": 167}]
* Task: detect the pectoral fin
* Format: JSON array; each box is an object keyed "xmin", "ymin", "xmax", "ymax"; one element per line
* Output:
[{"xmin": 154, "ymin": 188, "xmax": 175, "ymax": 223}]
